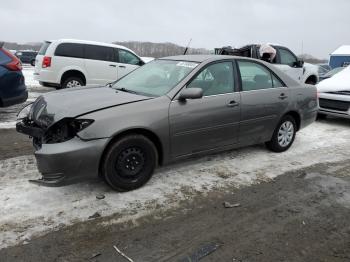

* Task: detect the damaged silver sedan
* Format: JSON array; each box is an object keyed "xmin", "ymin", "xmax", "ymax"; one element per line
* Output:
[{"xmin": 16, "ymin": 55, "xmax": 318, "ymax": 191}]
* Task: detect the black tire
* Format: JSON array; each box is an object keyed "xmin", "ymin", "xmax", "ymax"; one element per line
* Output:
[
  {"xmin": 30, "ymin": 59, "xmax": 35, "ymax": 66},
  {"xmin": 102, "ymin": 135, "xmax": 157, "ymax": 191},
  {"xmin": 61, "ymin": 76, "xmax": 84, "ymax": 89},
  {"xmin": 266, "ymin": 115, "xmax": 297, "ymax": 152},
  {"xmin": 316, "ymin": 113, "xmax": 327, "ymax": 120}
]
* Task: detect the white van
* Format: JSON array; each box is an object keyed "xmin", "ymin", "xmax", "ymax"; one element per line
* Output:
[{"xmin": 34, "ymin": 39, "xmax": 145, "ymax": 89}]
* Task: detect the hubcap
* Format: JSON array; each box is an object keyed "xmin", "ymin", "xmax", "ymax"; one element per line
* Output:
[
  {"xmin": 116, "ymin": 147, "xmax": 145, "ymax": 178},
  {"xmin": 66, "ymin": 80, "xmax": 81, "ymax": 88},
  {"xmin": 278, "ymin": 121, "xmax": 294, "ymax": 147}
]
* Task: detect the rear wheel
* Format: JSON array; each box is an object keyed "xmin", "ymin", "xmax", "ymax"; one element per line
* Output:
[
  {"xmin": 102, "ymin": 135, "xmax": 157, "ymax": 191},
  {"xmin": 61, "ymin": 76, "xmax": 83, "ymax": 89},
  {"xmin": 266, "ymin": 115, "xmax": 297, "ymax": 152},
  {"xmin": 30, "ymin": 59, "xmax": 35, "ymax": 66}
]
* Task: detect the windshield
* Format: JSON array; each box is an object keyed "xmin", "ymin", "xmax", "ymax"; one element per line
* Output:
[{"xmin": 112, "ymin": 59, "xmax": 199, "ymax": 97}]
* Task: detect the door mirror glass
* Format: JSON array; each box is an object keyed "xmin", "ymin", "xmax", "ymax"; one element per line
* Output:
[{"xmin": 179, "ymin": 87, "xmax": 203, "ymax": 100}]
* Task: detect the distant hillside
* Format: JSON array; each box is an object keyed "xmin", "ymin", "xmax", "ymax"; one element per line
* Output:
[
  {"xmin": 298, "ymin": 54, "xmax": 328, "ymax": 64},
  {"xmin": 113, "ymin": 41, "xmax": 210, "ymax": 58},
  {"xmin": 2, "ymin": 42, "xmax": 41, "ymax": 51}
]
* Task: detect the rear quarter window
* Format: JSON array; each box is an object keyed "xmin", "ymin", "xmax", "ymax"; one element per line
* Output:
[
  {"xmin": 38, "ymin": 41, "xmax": 51, "ymax": 55},
  {"xmin": 0, "ymin": 49, "xmax": 11, "ymax": 64},
  {"xmin": 54, "ymin": 43, "xmax": 84, "ymax": 58}
]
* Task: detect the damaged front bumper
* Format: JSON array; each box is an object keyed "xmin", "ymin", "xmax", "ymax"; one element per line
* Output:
[{"xmin": 16, "ymin": 120, "xmax": 108, "ymax": 186}]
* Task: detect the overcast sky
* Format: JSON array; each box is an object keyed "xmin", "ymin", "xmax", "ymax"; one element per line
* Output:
[{"xmin": 1, "ymin": 0, "xmax": 349, "ymax": 58}]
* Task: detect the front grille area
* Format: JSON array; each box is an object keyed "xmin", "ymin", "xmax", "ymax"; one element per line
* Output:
[{"xmin": 319, "ymin": 98, "xmax": 350, "ymax": 112}]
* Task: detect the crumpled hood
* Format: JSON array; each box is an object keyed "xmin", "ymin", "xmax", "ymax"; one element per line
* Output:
[
  {"xmin": 30, "ymin": 86, "xmax": 151, "ymax": 128},
  {"xmin": 317, "ymin": 66, "xmax": 350, "ymax": 93}
]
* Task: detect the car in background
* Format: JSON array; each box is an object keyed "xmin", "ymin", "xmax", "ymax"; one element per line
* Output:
[
  {"xmin": 15, "ymin": 50, "xmax": 38, "ymax": 66},
  {"xmin": 215, "ymin": 44, "xmax": 319, "ymax": 85},
  {"xmin": 17, "ymin": 55, "xmax": 317, "ymax": 191},
  {"xmin": 34, "ymin": 39, "xmax": 145, "ymax": 89},
  {"xmin": 0, "ymin": 42, "xmax": 28, "ymax": 107},
  {"xmin": 318, "ymin": 67, "xmax": 344, "ymax": 82},
  {"xmin": 317, "ymin": 65, "xmax": 350, "ymax": 119}
]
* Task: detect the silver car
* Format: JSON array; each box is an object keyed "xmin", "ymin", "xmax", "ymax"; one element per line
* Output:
[{"xmin": 17, "ymin": 55, "xmax": 317, "ymax": 191}]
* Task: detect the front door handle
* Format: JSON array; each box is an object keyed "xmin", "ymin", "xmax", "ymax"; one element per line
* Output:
[
  {"xmin": 279, "ymin": 93, "xmax": 288, "ymax": 100},
  {"xmin": 119, "ymin": 65, "xmax": 126, "ymax": 68},
  {"xmin": 109, "ymin": 64, "xmax": 117, "ymax": 67},
  {"xmin": 227, "ymin": 100, "xmax": 239, "ymax": 107}
]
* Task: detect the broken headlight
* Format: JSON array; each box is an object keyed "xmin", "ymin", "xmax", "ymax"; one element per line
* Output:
[
  {"xmin": 43, "ymin": 118, "xmax": 94, "ymax": 144},
  {"xmin": 17, "ymin": 103, "xmax": 33, "ymax": 121}
]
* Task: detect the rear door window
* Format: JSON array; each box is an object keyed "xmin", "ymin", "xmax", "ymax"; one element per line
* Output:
[
  {"xmin": 55, "ymin": 43, "xmax": 84, "ymax": 58},
  {"xmin": 38, "ymin": 41, "xmax": 51, "ymax": 55},
  {"xmin": 238, "ymin": 61, "xmax": 274, "ymax": 91},
  {"xmin": 85, "ymin": 45, "xmax": 115, "ymax": 62}
]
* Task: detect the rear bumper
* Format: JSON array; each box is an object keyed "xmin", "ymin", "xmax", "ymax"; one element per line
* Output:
[
  {"xmin": 33, "ymin": 137, "xmax": 108, "ymax": 186},
  {"xmin": 34, "ymin": 69, "xmax": 59, "ymax": 85},
  {"xmin": 1, "ymin": 89, "xmax": 28, "ymax": 107}
]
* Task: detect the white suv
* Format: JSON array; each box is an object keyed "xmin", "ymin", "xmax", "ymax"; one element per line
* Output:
[{"xmin": 34, "ymin": 39, "xmax": 145, "ymax": 89}]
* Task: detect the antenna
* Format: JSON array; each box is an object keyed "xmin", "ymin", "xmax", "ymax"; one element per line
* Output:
[{"xmin": 183, "ymin": 38, "xmax": 192, "ymax": 55}]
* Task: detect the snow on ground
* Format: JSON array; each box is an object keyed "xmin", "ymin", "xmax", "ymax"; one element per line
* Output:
[
  {"xmin": 0, "ymin": 120, "xmax": 350, "ymax": 249},
  {"xmin": 0, "ymin": 66, "xmax": 52, "ymax": 129}
]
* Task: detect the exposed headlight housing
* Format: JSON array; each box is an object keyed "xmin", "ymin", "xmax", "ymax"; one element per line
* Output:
[
  {"xmin": 17, "ymin": 103, "xmax": 33, "ymax": 121},
  {"xmin": 44, "ymin": 118, "xmax": 94, "ymax": 144}
]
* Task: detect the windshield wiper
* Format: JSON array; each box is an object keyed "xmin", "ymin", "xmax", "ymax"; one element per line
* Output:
[{"xmin": 115, "ymin": 87, "xmax": 140, "ymax": 95}]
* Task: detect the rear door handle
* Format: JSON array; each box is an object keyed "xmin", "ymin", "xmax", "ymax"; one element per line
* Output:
[
  {"xmin": 119, "ymin": 65, "xmax": 126, "ymax": 68},
  {"xmin": 227, "ymin": 100, "xmax": 239, "ymax": 107},
  {"xmin": 279, "ymin": 93, "xmax": 288, "ymax": 100},
  {"xmin": 109, "ymin": 64, "xmax": 117, "ymax": 67}
]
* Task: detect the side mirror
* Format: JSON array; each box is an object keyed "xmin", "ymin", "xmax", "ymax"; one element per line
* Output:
[
  {"xmin": 294, "ymin": 60, "xmax": 304, "ymax": 68},
  {"xmin": 138, "ymin": 60, "xmax": 145, "ymax": 66},
  {"xmin": 179, "ymin": 87, "xmax": 203, "ymax": 100}
]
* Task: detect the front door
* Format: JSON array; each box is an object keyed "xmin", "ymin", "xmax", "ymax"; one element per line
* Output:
[
  {"xmin": 237, "ymin": 60, "xmax": 290, "ymax": 145},
  {"xmin": 116, "ymin": 49, "xmax": 142, "ymax": 79},
  {"xmin": 275, "ymin": 47, "xmax": 303, "ymax": 83},
  {"xmin": 169, "ymin": 61, "xmax": 241, "ymax": 158}
]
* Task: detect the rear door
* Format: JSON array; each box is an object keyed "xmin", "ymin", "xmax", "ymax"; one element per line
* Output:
[
  {"xmin": 116, "ymin": 49, "xmax": 143, "ymax": 79},
  {"xmin": 169, "ymin": 61, "xmax": 241, "ymax": 158},
  {"xmin": 237, "ymin": 60, "xmax": 290, "ymax": 145},
  {"xmin": 84, "ymin": 45, "xmax": 118, "ymax": 85}
]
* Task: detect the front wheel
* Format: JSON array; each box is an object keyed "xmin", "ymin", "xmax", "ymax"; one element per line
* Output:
[
  {"xmin": 102, "ymin": 135, "xmax": 157, "ymax": 191},
  {"xmin": 266, "ymin": 115, "xmax": 297, "ymax": 152}
]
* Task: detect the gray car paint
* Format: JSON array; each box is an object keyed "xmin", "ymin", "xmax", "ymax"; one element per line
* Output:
[{"xmin": 17, "ymin": 55, "xmax": 318, "ymax": 185}]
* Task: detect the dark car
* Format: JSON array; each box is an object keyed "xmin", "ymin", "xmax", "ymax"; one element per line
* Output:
[
  {"xmin": 17, "ymin": 55, "xmax": 317, "ymax": 191},
  {"xmin": 15, "ymin": 50, "xmax": 38, "ymax": 66},
  {"xmin": 0, "ymin": 43, "xmax": 28, "ymax": 107}
]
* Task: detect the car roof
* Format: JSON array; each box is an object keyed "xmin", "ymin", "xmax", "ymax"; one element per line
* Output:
[
  {"xmin": 160, "ymin": 54, "xmax": 260, "ymax": 63},
  {"xmin": 48, "ymin": 39, "xmax": 137, "ymax": 55}
]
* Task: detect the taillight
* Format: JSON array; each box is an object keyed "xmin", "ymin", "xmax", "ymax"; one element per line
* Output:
[
  {"xmin": 42, "ymin": 56, "xmax": 51, "ymax": 68},
  {"xmin": 1, "ymin": 48, "xmax": 22, "ymax": 71}
]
